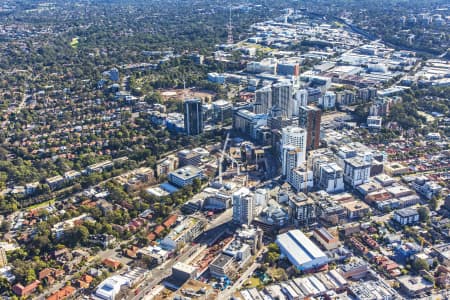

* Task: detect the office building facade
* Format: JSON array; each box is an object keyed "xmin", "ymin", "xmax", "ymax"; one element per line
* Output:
[
  {"xmin": 255, "ymin": 86, "xmax": 272, "ymax": 114},
  {"xmin": 184, "ymin": 98, "xmax": 203, "ymax": 136},
  {"xmin": 272, "ymin": 81, "xmax": 293, "ymax": 118},
  {"xmin": 299, "ymin": 106, "xmax": 321, "ymax": 151}
]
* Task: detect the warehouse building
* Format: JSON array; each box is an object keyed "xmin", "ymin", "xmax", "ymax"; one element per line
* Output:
[{"xmin": 276, "ymin": 229, "xmax": 329, "ymax": 271}]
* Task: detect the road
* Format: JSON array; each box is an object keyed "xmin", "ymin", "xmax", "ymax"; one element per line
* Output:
[
  {"xmin": 16, "ymin": 92, "xmax": 28, "ymax": 114},
  {"xmin": 206, "ymin": 208, "xmax": 233, "ymax": 230}
]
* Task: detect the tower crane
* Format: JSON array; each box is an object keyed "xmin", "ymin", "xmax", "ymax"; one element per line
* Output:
[{"xmin": 218, "ymin": 132, "xmax": 230, "ymax": 185}]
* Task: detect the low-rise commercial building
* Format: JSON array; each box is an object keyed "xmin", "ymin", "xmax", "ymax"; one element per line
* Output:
[
  {"xmin": 393, "ymin": 208, "xmax": 419, "ymax": 226},
  {"xmin": 313, "ymin": 228, "xmax": 340, "ymax": 250},
  {"xmin": 397, "ymin": 275, "xmax": 433, "ymax": 297},
  {"xmin": 160, "ymin": 217, "xmax": 206, "ymax": 250},
  {"xmin": 168, "ymin": 165, "xmax": 203, "ymax": 188},
  {"xmin": 94, "ymin": 275, "xmax": 131, "ymax": 300},
  {"xmin": 209, "ymin": 253, "xmax": 234, "ymax": 278},
  {"xmin": 340, "ymin": 259, "xmax": 370, "ymax": 279},
  {"xmin": 342, "ymin": 200, "xmax": 370, "ymax": 219},
  {"xmin": 348, "ymin": 279, "xmax": 400, "ymax": 300}
]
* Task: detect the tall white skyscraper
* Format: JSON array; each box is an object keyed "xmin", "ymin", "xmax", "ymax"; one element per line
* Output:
[
  {"xmin": 293, "ymin": 89, "xmax": 308, "ymax": 116},
  {"xmin": 272, "ymin": 81, "xmax": 293, "ymax": 118},
  {"xmin": 232, "ymin": 187, "xmax": 255, "ymax": 225},
  {"xmin": 255, "ymin": 86, "xmax": 272, "ymax": 114},
  {"xmin": 281, "ymin": 126, "xmax": 307, "ymax": 176}
]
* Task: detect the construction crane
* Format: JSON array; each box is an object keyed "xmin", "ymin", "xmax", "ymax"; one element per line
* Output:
[
  {"xmin": 221, "ymin": 151, "xmax": 243, "ymax": 176},
  {"xmin": 218, "ymin": 132, "xmax": 230, "ymax": 184}
]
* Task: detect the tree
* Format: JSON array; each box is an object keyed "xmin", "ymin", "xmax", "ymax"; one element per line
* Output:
[
  {"xmin": 267, "ymin": 243, "xmax": 279, "ymax": 253},
  {"xmin": 0, "ymin": 277, "xmax": 10, "ymax": 294},
  {"xmin": 0, "ymin": 220, "xmax": 11, "ymax": 233},
  {"xmin": 429, "ymin": 196, "xmax": 439, "ymax": 211},
  {"xmin": 78, "ymin": 225, "xmax": 90, "ymax": 244},
  {"xmin": 266, "ymin": 251, "xmax": 280, "ymax": 266},
  {"xmin": 266, "ymin": 243, "xmax": 280, "ymax": 266},
  {"xmin": 418, "ymin": 207, "xmax": 430, "ymax": 222},
  {"xmin": 412, "ymin": 258, "xmax": 429, "ymax": 272}
]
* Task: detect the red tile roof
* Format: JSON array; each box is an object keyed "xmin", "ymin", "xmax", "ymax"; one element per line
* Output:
[
  {"xmin": 147, "ymin": 232, "xmax": 156, "ymax": 241},
  {"xmin": 102, "ymin": 258, "xmax": 121, "ymax": 270},
  {"xmin": 163, "ymin": 215, "xmax": 178, "ymax": 228},
  {"xmin": 154, "ymin": 225, "xmax": 165, "ymax": 235},
  {"xmin": 46, "ymin": 285, "xmax": 76, "ymax": 300}
]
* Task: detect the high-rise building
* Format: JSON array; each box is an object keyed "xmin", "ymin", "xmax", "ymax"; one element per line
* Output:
[
  {"xmin": 281, "ymin": 126, "xmax": 306, "ymax": 177},
  {"xmin": 277, "ymin": 62, "xmax": 300, "ymax": 76},
  {"xmin": 293, "ymin": 89, "xmax": 308, "ymax": 116},
  {"xmin": 272, "ymin": 81, "xmax": 293, "ymax": 118},
  {"xmin": 289, "ymin": 192, "xmax": 317, "ymax": 226},
  {"xmin": 281, "ymin": 146, "xmax": 302, "ymax": 177},
  {"xmin": 319, "ymin": 91, "xmax": 336, "ymax": 110},
  {"xmin": 184, "ymin": 98, "xmax": 203, "ymax": 136},
  {"xmin": 232, "ymin": 187, "xmax": 255, "ymax": 225},
  {"xmin": 254, "ymin": 86, "xmax": 272, "ymax": 114},
  {"xmin": 299, "ymin": 106, "xmax": 321, "ymax": 151},
  {"xmin": 0, "ymin": 247, "xmax": 7, "ymax": 268}
]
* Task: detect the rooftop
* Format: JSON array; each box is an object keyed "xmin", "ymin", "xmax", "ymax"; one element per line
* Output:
[
  {"xmin": 394, "ymin": 207, "xmax": 418, "ymax": 218},
  {"xmin": 397, "ymin": 275, "xmax": 433, "ymax": 293},
  {"xmin": 277, "ymin": 230, "xmax": 327, "ymax": 267},
  {"xmin": 169, "ymin": 165, "xmax": 202, "ymax": 180},
  {"xmin": 211, "ymin": 253, "xmax": 234, "ymax": 268},
  {"xmin": 173, "ymin": 262, "xmax": 197, "ymax": 274}
]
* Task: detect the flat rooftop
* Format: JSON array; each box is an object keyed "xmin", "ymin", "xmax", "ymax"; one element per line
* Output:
[
  {"xmin": 173, "ymin": 262, "xmax": 197, "ymax": 274},
  {"xmin": 397, "ymin": 275, "xmax": 433, "ymax": 292},
  {"xmin": 169, "ymin": 165, "xmax": 202, "ymax": 180},
  {"xmin": 211, "ymin": 253, "xmax": 234, "ymax": 268}
]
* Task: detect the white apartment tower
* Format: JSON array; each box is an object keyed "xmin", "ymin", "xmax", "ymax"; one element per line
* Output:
[
  {"xmin": 281, "ymin": 126, "xmax": 307, "ymax": 176},
  {"xmin": 232, "ymin": 187, "xmax": 255, "ymax": 225}
]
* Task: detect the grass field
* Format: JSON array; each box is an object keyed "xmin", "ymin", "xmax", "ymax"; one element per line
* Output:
[
  {"xmin": 27, "ymin": 199, "xmax": 55, "ymax": 210},
  {"xmin": 158, "ymin": 88, "xmax": 216, "ymax": 101},
  {"xmin": 243, "ymin": 277, "xmax": 261, "ymax": 288}
]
